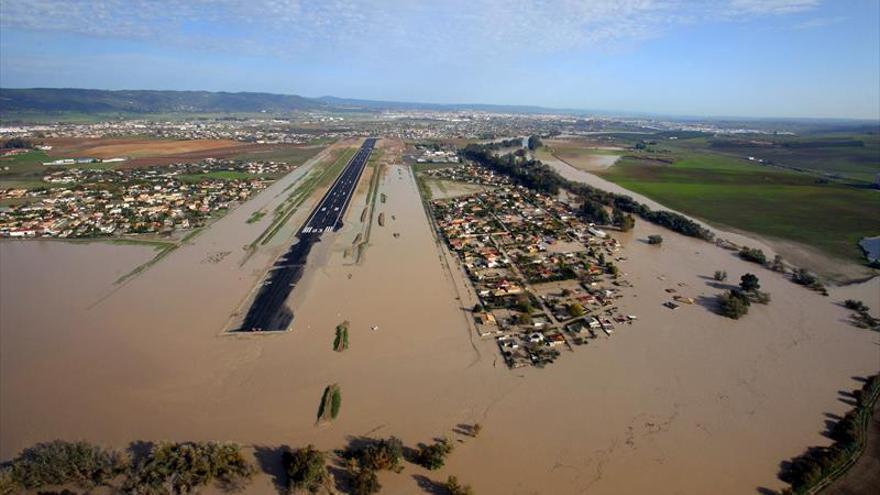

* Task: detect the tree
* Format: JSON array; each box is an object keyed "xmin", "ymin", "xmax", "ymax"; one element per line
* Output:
[
  {"xmin": 417, "ymin": 438, "xmax": 454, "ymax": 470},
  {"xmin": 580, "ymin": 200, "xmax": 610, "ymax": 225},
  {"xmin": 283, "ymin": 445, "xmax": 329, "ymax": 493},
  {"xmin": 568, "ymin": 302, "xmax": 585, "ymax": 317},
  {"xmin": 647, "ymin": 235, "xmax": 663, "ymax": 245},
  {"xmin": 1, "ymin": 137, "xmax": 33, "ymax": 149},
  {"xmin": 714, "ymin": 270, "xmax": 727, "ymax": 281},
  {"xmin": 7, "ymin": 441, "xmax": 125, "ymax": 490},
  {"xmin": 527, "ymin": 135, "xmax": 542, "ymax": 150},
  {"xmin": 740, "ymin": 273, "xmax": 760, "ymax": 292},
  {"xmin": 472, "ymin": 303, "xmax": 482, "ymax": 313},
  {"xmin": 719, "ymin": 290, "xmax": 750, "ymax": 319},
  {"xmin": 606, "ymin": 263, "xmax": 620, "ymax": 276}
]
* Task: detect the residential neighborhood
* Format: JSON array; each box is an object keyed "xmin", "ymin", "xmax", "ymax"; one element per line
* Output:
[
  {"xmin": 426, "ymin": 164, "xmax": 636, "ymax": 369},
  {"xmin": 0, "ymin": 159, "xmax": 296, "ymax": 238}
]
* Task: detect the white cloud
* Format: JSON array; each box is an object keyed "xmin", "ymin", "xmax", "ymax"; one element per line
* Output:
[
  {"xmin": 726, "ymin": 0, "xmax": 819, "ymax": 15},
  {"xmin": 0, "ymin": 0, "xmax": 824, "ymax": 61}
]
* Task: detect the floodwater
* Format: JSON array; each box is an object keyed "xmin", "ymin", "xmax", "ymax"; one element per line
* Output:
[{"xmin": 1, "ymin": 141, "xmax": 879, "ymax": 494}]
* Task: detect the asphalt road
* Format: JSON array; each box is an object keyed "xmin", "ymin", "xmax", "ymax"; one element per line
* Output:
[{"xmin": 238, "ymin": 138, "xmax": 377, "ymax": 331}]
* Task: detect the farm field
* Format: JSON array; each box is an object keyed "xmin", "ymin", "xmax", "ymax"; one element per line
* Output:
[
  {"xmin": 598, "ymin": 149, "xmax": 880, "ymax": 267},
  {"xmin": 0, "ymin": 137, "xmax": 325, "ymax": 186},
  {"xmin": 538, "ymin": 138, "xmax": 624, "ymax": 171}
]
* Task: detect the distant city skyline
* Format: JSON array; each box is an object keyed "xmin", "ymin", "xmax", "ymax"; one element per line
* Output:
[{"xmin": 1, "ymin": 0, "xmax": 878, "ymax": 120}]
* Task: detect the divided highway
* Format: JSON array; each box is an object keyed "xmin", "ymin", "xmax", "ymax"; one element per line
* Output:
[{"xmin": 238, "ymin": 138, "xmax": 377, "ymax": 331}]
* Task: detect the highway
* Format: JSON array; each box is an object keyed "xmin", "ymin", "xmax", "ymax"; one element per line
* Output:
[{"xmin": 238, "ymin": 138, "xmax": 377, "ymax": 331}]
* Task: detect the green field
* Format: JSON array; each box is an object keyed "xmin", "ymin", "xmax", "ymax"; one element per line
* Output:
[
  {"xmin": 599, "ymin": 150, "xmax": 880, "ymax": 264},
  {"xmin": 0, "ymin": 150, "xmax": 50, "ymax": 176},
  {"xmin": 230, "ymin": 145, "xmax": 323, "ymax": 164},
  {"xmin": 177, "ymin": 170, "xmax": 256, "ymax": 182}
]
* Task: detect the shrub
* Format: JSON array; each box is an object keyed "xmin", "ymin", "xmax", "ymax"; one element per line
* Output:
[
  {"xmin": 739, "ymin": 247, "xmax": 766, "ymax": 265},
  {"xmin": 8, "ymin": 440, "xmax": 125, "ymax": 490},
  {"xmin": 350, "ymin": 466, "xmax": 381, "ymax": 495},
  {"xmin": 792, "ymin": 268, "xmax": 825, "ymax": 292},
  {"xmin": 0, "ymin": 467, "xmax": 18, "ymax": 495},
  {"xmin": 844, "ymin": 299, "xmax": 869, "ymax": 313},
  {"xmin": 123, "ymin": 441, "xmax": 255, "ymax": 494},
  {"xmin": 334, "ymin": 322, "xmax": 349, "ymax": 352},
  {"xmin": 282, "ymin": 445, "xmax": 328, "ymax": 493},
  {"xmin": 445, "ymin": 475, "xmax": 475, "ymax": 495},
  {"xmin": 331, "ymin": 388, "xmax": 343, "ymax": 419},
  {"xmin": 356, "ymin": 437, "xmax": 404, "ymax": 472},
  {"xmin": 417, "ymin": 438, "xmax": 454, "ymax": 470},
  {"xmin": 318, "ymin": 384, "xmax": 341, "ymax": 422},
  {"xmin": 719, "ymin": 290, "xmax": 750, "ymax": 319},
  {"xmin": 752, "ymin": 291, "xmax": 771, "ymax": 305},
  {"xmin": 713, "ymin": 270, "xmax": 727, "ymax": 281},
  {"xmin": 647, "ymin": 235, "xmax": 663, "ymax": 245}
]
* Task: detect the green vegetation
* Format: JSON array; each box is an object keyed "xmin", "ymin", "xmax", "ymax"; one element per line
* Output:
[
  {"xmin": 718, "ymin": 274, "xmax": 770, "ymax": 319},
  {"xmin": 246, "ymin": 209, "xmax": 267, "ymax": 224},
  {"xmin": 230, "ymin": 145, "xmax": 322, "ymax": 164},
  {"xmin": 739, "ymin": 273, "xmax": 760, "ymax": 292},
  {"xmin": 445, "ymin": 475, "xmax": 476, "ymax": 495},
  {"xmin": 844, "ymin": 299, "xmax": 870, "ymax": 313},
  {"xmin": 719, "ymin": 290, "xmax": 750, "ymax": 319},
  {"xmin": 0, "ymin": 149, "xmax": 50, "ymax": 176},
  {"xmin": 416, "ymin": 437, "xmax": 454, "ymax": 470},
  {"xmin": 647, "ymin": 234, "xmax": 663, "ymax": 245},
  {"xmin": 282, "ymin": 445, "xmax": 329, "ymax": 493},
  {"xmin": 843, "ymin": 300, "xmax": 880, "ymax": 331},
  {"xmin": 1, "ymin": 439, "xmax": 254, "ymax": 494},
  {"xmin": 780, "ymin": 375, "xmax": 880, "ymax": 494},
  {"xmin": 527, "ymin": 135, "xmax": 542, "ymax": 150},
  {"xmin": 714, "ymin": 270, "xmax": 728, "ymax": 281},
  {"xmin": 123, "ymin": 441, "xmax": 255, "ymax": 494},
  {"xmin": 2, "ymin": 440, "xmax": 124, "ymax": 491},
  {"xmin": 598, "ymin": 140, "xmax": 880, "ymax": 264},
  {"xmin": 791, "ymin": 268, "xmax": 827, "ymax": 295},
  {"xmin": 350, "ymin": 466, "xmax": 381, "ymax": 495},
  {"xmin": 334, "ymin": 321, "xmax": 350, "ymax": 352},
  {"xmin": 461, "ymin": 144, "xmax": 713, "ymax": 240},
  {"xmin": 568, "ymin": 302, "xmax": 585, "ymax": 317},
  {"xmin": 739, "ymin": 247, "xmax": 767, "ymax": 265},
  {"xmin": 1, "ymin": 137, "xmax": 33, "ymax": 149},
  {"xmin": 317, "ymin": 384, "xmax": 342, "ymax": 422},
  {"xmin": 177, "ymin": 170, "xmax": 255, "ymax": 183},
  {"xmin": 349, "ymin": 437, "xmax": 405, "ymax": 473}
]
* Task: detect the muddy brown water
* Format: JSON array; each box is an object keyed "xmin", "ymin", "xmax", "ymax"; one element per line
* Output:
[{"xmin": 1, "ymin": 155, "xmax": 878, "ymax": 494}]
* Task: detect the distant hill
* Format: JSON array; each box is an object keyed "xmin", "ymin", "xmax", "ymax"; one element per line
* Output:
[
  {"xmin": 0, "ymin": 88, "xmax": 327, "ymax": 115},
  {"xmin": 315, "ymin": 95, "xmax": 558, "ymax": 114},
  {"xmin": 0, "ymin": 88, "xmax": 571, "ymax": 117}
]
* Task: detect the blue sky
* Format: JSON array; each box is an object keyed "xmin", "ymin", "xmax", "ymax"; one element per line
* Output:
[{"xmin": 1, "ymin": 0, "xmax": 878, "ymax": 119}]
